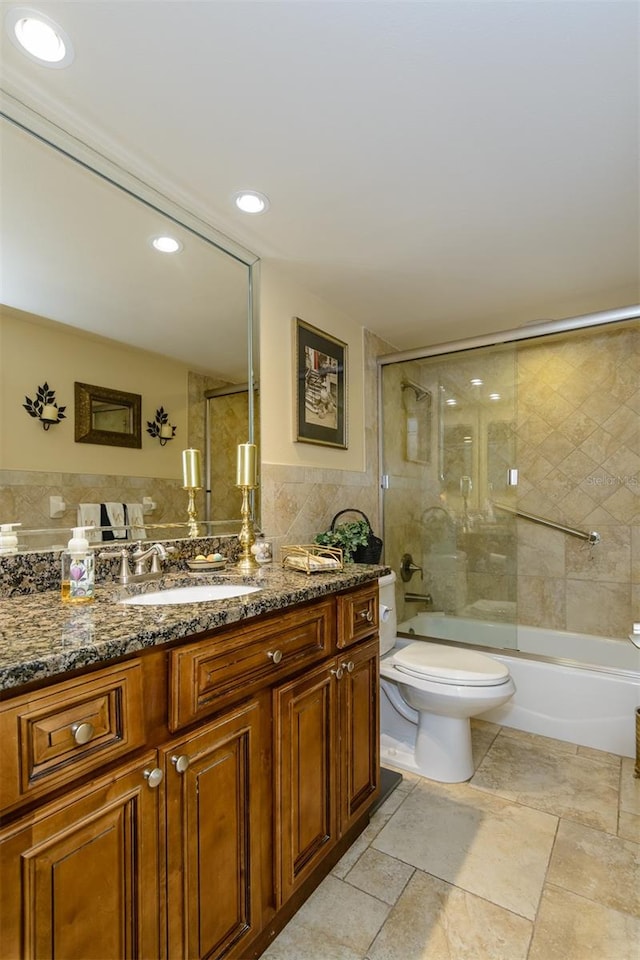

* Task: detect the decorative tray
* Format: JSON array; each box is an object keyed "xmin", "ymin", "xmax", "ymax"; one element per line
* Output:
[
  {"xmin": 186, "ymin": 558, "xmax": 226, "ymax": 572},
  {"xmin": 281, "ymin": 544, "xmax": 343, "ymax": 574}
]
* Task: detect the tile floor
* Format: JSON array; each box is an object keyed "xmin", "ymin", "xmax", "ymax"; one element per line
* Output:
[{"xmin": 262, "ymin": 720, "xmax": 640, "ymax": 960}]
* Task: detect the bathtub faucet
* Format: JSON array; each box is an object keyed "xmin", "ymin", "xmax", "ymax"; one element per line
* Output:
[{"xmin": 404, "ymin": 592, "xmax": 433, "ymax": 609}]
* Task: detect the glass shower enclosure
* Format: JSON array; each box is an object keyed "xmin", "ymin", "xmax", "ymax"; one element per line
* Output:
[
  {"xmin": 380, "ymin": 342, "xmax": 519, "ymax": 650},
  {"xmin": 379, "ymin": 311, "xmax": 639, "ymax": 655}
]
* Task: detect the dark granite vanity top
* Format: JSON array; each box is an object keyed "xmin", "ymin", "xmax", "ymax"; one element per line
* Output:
[{"xmin": 0, "ymin": 563, "xmax": 388, "ymax": 692}]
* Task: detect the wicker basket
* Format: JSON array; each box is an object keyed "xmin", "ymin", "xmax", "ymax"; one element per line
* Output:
[{"xmin": 329, "ymin": 509, "xmax": 383, "ymax": 564}]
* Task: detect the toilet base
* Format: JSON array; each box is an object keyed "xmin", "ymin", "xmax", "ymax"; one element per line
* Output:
[{"xmin": 415, "ymin": 713, "xmax": 474, "ymax": 782}]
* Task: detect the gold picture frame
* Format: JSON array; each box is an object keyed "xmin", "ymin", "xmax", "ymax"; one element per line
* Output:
[{"xmin": 74, "ymin": 381, "xmax": 142, "ymax": 448}]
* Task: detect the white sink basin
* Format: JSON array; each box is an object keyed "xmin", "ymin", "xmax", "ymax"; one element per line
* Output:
[{"xmin": 120, "ymin": 584, "xmax": 261, "ymax": 606}]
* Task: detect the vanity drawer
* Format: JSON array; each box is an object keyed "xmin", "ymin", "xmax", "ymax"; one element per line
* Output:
[
  {"xmin": 170, "ymin": 598, "xmax": 334, "ymax": 730},
  {"xmin": 336, "ymin": 582, "xmax": 379, "ymax": 648},
  {"xmin": 0, "ymin": 661, "xmax": 145, "ymax": 813}
]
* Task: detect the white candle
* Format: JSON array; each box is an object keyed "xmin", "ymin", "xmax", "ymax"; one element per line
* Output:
[
  {"xmin": 236, "ymin": 443, "xmax": 258, "ymax": 488},
  {"xmin": 182, "ymin": 448, "xmax": 202, "ymax": 488},
  {"xmin": 41, "ymin": 404, "xmax": 58, "ymax": 422},
  {"xmin": 160, "ymin": 423, "xmax": 173, "ymax": 438}
]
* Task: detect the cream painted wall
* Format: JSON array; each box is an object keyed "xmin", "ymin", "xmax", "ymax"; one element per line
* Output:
[
  {"xmin": 259, "ymin": 260, "xmax": 366, "ymax": 472},
  {"xmin": 1, "ymin": 307, "xmax": 189, "ymax": 480}
]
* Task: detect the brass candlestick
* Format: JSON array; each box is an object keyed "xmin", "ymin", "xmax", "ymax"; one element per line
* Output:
[
  {"xmin": 185, "ymin": 486, "xmax": 201, "ymax": 538},
  {"xmin": 237, "ymin": 485, "xmax": 259, "ymax": 573}
]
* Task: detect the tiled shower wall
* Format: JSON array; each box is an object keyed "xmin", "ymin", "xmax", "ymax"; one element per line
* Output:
[
  {"xmin": 515, "ymin": 323, "xmax": 638, "ymax": 638},
  {"xmin": 382, "ymin": 321, "xmax": 639, "ymax": 640}
]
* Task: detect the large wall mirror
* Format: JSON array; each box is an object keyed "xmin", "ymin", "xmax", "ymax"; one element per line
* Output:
[{"xmin": 0, "ymin": 110, "xmax": 259, "ymax": 553}]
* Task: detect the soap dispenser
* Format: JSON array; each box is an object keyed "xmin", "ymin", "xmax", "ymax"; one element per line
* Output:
[
  {"xmin": 0, "ymin": 523, "xmax": 20, "ymax": 554},
  {"xmin": 61, "ymin": 527, "xmax": 95, "ymax": 603}
]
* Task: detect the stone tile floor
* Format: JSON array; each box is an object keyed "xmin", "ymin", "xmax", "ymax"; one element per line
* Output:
[{"xmin": 262, "ymin": 720, "xmax": 640, "ymax": 960}]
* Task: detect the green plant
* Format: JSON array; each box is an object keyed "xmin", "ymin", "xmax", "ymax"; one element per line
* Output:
[{"xmin": 314, "ymin": 519, "xmax": 370, "ymax": 563}]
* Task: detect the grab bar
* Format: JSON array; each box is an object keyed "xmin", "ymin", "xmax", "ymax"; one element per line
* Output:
[{"xmin": 492, "ymin": 503, "xmax": 600, "ymax": 544}]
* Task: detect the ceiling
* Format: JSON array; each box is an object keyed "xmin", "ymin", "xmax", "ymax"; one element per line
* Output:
[{"xmin": 1, "ymin": 1, "xmax": 638, "ymax": 353}]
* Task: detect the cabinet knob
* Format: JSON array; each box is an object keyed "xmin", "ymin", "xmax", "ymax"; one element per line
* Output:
[
  {"xmin": 341, "ymin": 660, "xmax": 355, "ymax": 673},
  {"xmin": 358, "ymin": 609, "xmax": 373, "ymax": 622},
  {"xmin": 143, "ymin": 767, "xmax": 164, "ymax": 789},
  {"xmin": 268, "ymin": 649, "xmax": 283, "ymax": 664},
  {"xmin": 71, "ymin": 721, "xmax": 94, "ymax": 745},
  {"xmin": 331, "ymin": 666, "xmax": 344, "ymax": 681},
  {"xmin": 171, "ymin": 754, "xmax": 190, "ymax": 774}
]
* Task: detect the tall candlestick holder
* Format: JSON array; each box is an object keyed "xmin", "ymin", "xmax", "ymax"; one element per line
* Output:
[
  {"xmin": 236, "ymin": 485, "xmax": 259, "ymax": 573},
  {"xmin": 184, "ymin": 486, "xmax": 200, "ymax": 538}
]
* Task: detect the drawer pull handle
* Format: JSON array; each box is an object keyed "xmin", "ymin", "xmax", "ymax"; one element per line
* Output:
[
  {"xmin": 143, "ymin": 767, "xmax": 164, "ymax": 789},
  {"xmin": 71, "ymin": 722, "xmax": 95, "ymax": 746},
  {"xmin": 171, "ymin": 754, "xmax": 190, "ymax": 774},
  {"xmin": 341, "ymin": 660, "xmax": 355, "ymax": 674},
  {"xmin": 358, "ymin": 610, "xmax": 373, "ymax": 622},
  {"xmin": 268, "ymin": 650, "xmax": 283, "ymax": 665},
  {"xmin": 331, "ymin": 667, "xmax": 344, "ymax": 681}
]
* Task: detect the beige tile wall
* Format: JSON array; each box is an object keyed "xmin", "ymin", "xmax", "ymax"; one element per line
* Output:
[{"xmin": 516, "ymin": 323, "xmax": 638, "ymax": 637}]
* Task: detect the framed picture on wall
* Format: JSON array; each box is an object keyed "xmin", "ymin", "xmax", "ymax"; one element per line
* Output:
[{"xmin": 294, "ymin": 317, "xmax": 348, "ymax": 448}]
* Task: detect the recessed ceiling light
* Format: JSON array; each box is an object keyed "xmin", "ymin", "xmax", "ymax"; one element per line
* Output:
[
  {"xmin": 233, "ymin": 191, "xmax": 270, "ymax": 214},
  {"xmin": 6, "ymin": 7, "xmax": 74, "ymax": 67},
  {"xmin": 470, "ymin": 378, "xmax": 483, "ymax": 386},
  {"xmin": 445, "ymin": 398, "xmax": 457, "ymax": 407},
  {"xmin": 489, "ymin": 393, "xmax": 501, "ymax": 401},
  {"xmin": 151, "ymin": 236, "xmax": 183, "ymax": 254}
]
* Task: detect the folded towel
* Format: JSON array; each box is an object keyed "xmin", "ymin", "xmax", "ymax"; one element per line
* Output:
[
  {"xmin": 126, "ymin": 503, "xmax": 146, "ymax": 541},
  {"xmin": 103, "ymin": 502, "xmax": 127, "ymax": 539},
  {"xmin": 77, "ymin": 504, "xmax": 102, "ymax": 543}
]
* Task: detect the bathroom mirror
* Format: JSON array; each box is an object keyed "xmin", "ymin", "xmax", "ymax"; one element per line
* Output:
[{"xmin": 0, "ymin": 110, "xmax": 258, "ymax": 552}]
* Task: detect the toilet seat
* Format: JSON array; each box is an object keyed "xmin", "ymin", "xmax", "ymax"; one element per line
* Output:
[{"xmin": 391, "ymin": 642, "xmax": 510, "ymax": 687}]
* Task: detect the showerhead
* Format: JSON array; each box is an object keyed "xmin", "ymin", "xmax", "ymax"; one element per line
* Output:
[{"xmin": 402, "ymin": 379, "xmax": 430, "ymax": 403}]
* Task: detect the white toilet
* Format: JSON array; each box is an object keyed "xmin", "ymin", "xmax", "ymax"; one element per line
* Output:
[{"xmin": 379, "ymin": 572, "xmax": 515, "ymax": 783}]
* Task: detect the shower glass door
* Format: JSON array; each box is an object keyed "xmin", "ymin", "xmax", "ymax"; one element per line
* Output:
[{"xmin": 381, "ymin": 343, "xmax": 518, "ymax": 650}]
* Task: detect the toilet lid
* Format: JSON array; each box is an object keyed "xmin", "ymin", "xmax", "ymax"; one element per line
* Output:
[{"xmin": 392, "ymin": 642, "xmax": 510, "ymax": 686}]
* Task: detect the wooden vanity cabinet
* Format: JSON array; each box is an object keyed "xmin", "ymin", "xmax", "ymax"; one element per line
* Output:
[
  {"xmin": 274, "ymin": 626, "xmax": 379, "ymax": 905},
  {"xmin": 0, "ymin": 750, "xmax": 162, "ymax": 960},
  {"xmin": 161, "ymin": 695, "xmax": 268, "ymax": 960},
  {"xmin": 0, "ymin": 584, "xmax": 380, "ymax": 960}
]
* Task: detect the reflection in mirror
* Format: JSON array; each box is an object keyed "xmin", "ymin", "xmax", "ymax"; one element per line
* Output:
[
  {"xmin": 0, "ymin": 114, "xmax": 257, "ymax": 553},
  {"xmin": 75, "ymin": 382, "xmax": 142, "ymax": 448}
]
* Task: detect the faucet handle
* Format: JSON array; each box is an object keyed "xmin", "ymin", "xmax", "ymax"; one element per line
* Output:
[{"xmin": 98, "ymin": 548, "xmax": 132, "ymax": 583}]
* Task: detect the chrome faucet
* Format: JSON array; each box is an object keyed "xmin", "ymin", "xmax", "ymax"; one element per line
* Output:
[
  {"xmin": 132, "ymin": 541, "xmax": 168, "ymax": 576},
  {"xmin": 99, "ymin": 542, "xmax": 174, "ymax": 584}
]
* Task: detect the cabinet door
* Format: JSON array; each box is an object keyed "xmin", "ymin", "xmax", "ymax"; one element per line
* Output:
[
  {"xmin": 274, "ymin": 661, "xmax": 339, "ymax": 906},
  {"xmin": 0, "ymin": 751, "xmax": 161, "ymax": 960},
  {"xmin": 338, "ymin": 638, "xmax": 380, "ymax": 833},
  {"xmin": 162, "ymin": 698, "xmax": 265, "ymax": 960}
]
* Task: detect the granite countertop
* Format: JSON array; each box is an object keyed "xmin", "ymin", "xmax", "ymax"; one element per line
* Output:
[{"xmin": 0, "ymin": 563, "xmax": 388, "ymax": 692}]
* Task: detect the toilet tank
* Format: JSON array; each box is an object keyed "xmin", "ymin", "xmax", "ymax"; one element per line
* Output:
[{"xmin": 378, "ymin": 572, "xmax": 398, "ymax": 655}]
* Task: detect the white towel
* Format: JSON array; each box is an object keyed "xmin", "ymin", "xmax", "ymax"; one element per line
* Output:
[
  {"xmin": 77, "ymin": 504, "xmax": 102, "ymax": 543},
  {"xmin": 126, "ymin": 503, "xmax": 146, "ymax": 541},
  {"xmin": 104, "ymin": 502, "xmax": 127, "ymax": 539}
]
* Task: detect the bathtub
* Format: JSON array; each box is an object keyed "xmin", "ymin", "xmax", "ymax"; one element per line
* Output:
[{"xmin": 396, "ymin": 612, "xmax": 640, "ymax": 758}]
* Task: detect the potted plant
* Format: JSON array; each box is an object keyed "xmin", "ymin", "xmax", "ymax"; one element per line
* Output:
[{"xmin": 314, "ymin": 518, "xmax": 371, "ymax": 563}]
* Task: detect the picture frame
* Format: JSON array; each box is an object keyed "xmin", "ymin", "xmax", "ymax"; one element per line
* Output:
[
  {"xmin": 75, "ymin": 381, "xmax": 142, "ymax": 448},
  {"xmin": 294, "ymin": 318, "xmax": 347, "ymax": 448}
]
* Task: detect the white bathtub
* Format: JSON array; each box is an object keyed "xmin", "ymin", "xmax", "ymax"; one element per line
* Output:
[{"xmin": 396, "ymin": 612, "xmax": 640, "ymax": 758}]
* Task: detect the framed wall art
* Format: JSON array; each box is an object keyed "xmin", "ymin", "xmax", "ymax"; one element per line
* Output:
[{"xmin": 294, "ymin": 318, "xmax": 347, "ymax": 448}]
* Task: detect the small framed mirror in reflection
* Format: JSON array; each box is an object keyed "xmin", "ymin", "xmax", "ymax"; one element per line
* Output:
[{"xmin": 75, "ymin": 382, "xmax": 142, "ymax": 448}]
